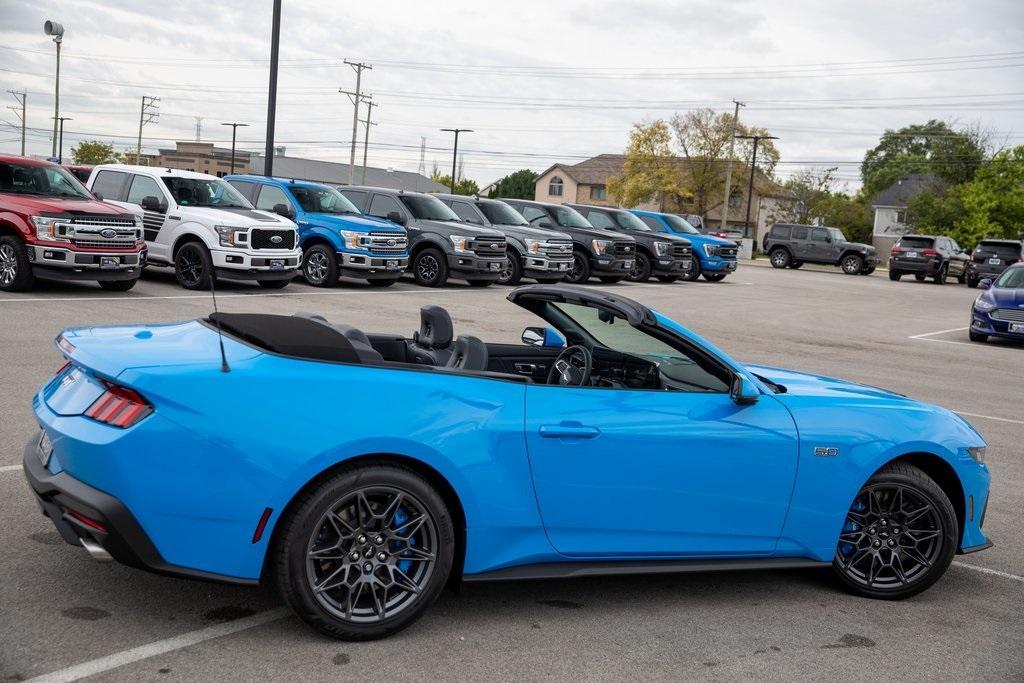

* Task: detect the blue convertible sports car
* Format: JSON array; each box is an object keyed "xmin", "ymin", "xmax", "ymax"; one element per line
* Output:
[{"xmin": 24, "ymin": 285, "xmax": 991, "ymax": 640}]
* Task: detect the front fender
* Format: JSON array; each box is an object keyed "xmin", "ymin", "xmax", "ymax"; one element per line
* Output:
[{"xmin": 299, "ymin": 224, "xmax": 343, "ymax": 251}]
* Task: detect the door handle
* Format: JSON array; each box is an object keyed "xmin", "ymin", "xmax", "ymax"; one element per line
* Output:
[
  {"xmin": 514, "ymin": 363, "xmax": 537, "ymax": 374},
  {"xmin": 539, "ymin": 423, "xmax": 601, "ymax": 439}
]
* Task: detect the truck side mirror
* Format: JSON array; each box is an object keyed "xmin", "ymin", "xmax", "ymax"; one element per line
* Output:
[
  {"xmin": 387, "ymin": 211, "xmax": 406, "ymax": 226},
  {"xmin": 140, "ymin": 195, "xmax": 164, "ymax": 213},
  {"xmin": 272, "ymin": 203, "xmax": 294, "ymax": 219},
  {"xmin": 536, "ymin": 219, "xmax": 553, "ymax": 229}
]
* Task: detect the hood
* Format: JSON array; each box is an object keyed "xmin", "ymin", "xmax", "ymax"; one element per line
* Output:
[
  {"xmin": 416, "ymin": 219, "xmax": 503, "ymax": 237},
  {"xmin": 688, "ymin": 233, "xmax": 736, "ymax": 247},
  {"xmin": 842, "ymin": 241, "xmax": 876, "ymax": 253},
  {"xmin": 1, "ymin": 193, "xmax": 131, "ymax": 217},
  {"xmin": 745, "ymin": 364, "xmax": 904, "ymax": 400},
  {"xmin": 305, "ymin": 212, "xmax": 402, "ymax": 232},
  {"xmin": 983, "ymin": 286, "xmax": 1024, "ymax": 307},
  {"xmin": 492, "ymin": 223, "xmax": 572, "ymax": 241},
  {"xmin": 646, "ymin": 232, "xmax": 691, "ymax": 245},
  {"xmin": 174, "ymin": 205, "xmax": 295, "ymax": 229},
  {"xmin": 566, "ymin": 225, "xmax": 636, "ymax": 241}
]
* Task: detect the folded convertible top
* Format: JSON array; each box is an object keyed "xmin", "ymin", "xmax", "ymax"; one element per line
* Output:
[{"xmin": 208, "ymin": 312, "xmax": 361, "ymax": 364}]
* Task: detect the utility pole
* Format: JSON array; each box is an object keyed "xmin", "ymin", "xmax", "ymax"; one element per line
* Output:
[
  {"xmin": 7, "ymin": 90, "xmax": 26, "ymax": 156},
  {"xmin": 359, "ymin": 101, "xmax": 377, "ymax": 185},
  {"xmin": 417, "ymin": 137, "xmax": 426, "ymax": 175},
  {"xmin": 193, "ymin": 117, "xmax": 203, "ymax": 142},
  {"xmin": 719, "ymin": 100, "xmax": 745, "ymax": 232},
  {"xmin": 43, "ymin": 20, "xmax": 64, "ymax": 158},
  {"xmin": 341, "ymin": 60, "xmax": 372, "ymax": 184},
  {"xmin": 440, "ymin": 128, "xmax": 472, "ymax": 194},
  {"xmin": 735, "ymin": 134, "xmax": 778, "ymax": 241},
  {"xmin": 220, "ymin": 122, "xmax": 249, "ymax": 174},
  {"xmin": 263, "ymin": 0, "xmax": 282, "ymax": 176},
  {"xmin": 135, "ymin": 95, "xmax": 160, "ymax": 164},
  {"xmin": 54, "ymin": 116, "xmax": 72, "ymax": 162}
]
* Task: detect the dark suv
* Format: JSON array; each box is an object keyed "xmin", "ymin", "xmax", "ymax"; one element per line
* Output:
[
  {"xmin": 435, "ymin": 194, "xmax": 573, "ymax": 285},
  {"xmin": 339, "ymin": 186, "xmax": 506, "ymax": 287},
  {"xmin": 568, "ymin": 203, "xmax": 694, "ymax": 283},
  {"xmin": 501, "ymin": 198, "xmax": 636, "ymax": 284},
  {"xmin": 888, "ymin": 234, "xmax": 968, "ymax": 284},
  {"xmin": 966, "ymin": 239, "xmax": 1023, "ymax": 288},
  {"xmin": 763, "ymin": 223, "xmax": 878, "ymax": 275}
]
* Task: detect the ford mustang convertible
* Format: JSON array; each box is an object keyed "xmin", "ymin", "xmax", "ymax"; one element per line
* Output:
[{"xmin": 24, "ymin": 285, "xmax": 991, "ymax": 640}]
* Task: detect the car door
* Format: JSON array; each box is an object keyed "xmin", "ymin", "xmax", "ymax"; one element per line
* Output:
[
  {"xmin": 120, "ymin": 173, "xmax": 173, "ymax": 262},
  {"xmin": 809, "ymin": 228, "xmax": 832, "ymax": 262},
  {"xmin": 789, "ymin": 226, "xmax": 810, "ymax": 261},
  {"xmin": 522, "ymin": 303, "xmax": 799, "ymax": 557}
]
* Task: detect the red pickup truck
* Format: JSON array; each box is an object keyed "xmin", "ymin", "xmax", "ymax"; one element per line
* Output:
[{"xmin": 0, "ymin": 155, "xmax": 146, "ymax": 292}]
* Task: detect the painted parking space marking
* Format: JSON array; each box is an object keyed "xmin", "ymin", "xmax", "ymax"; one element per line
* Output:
[
  {"xmin": 0, "ymin": 464, "xmax": 21, "ymax": 473},
  {"xmin": 952, "ymin": 561, "xmax": 1024, "ymax": 584},
  {"xmin": 955, "ymin": 411, "xmax": 1024, "ymax": 426},
  {"xmin": 25, "ymin": 607, "xmax": 290, "ymax": 683},
  {"xmin": 909, "ymin": 326, "xmax": 971, "ymax": 340},
  {"xmin": 0, "ymin": 285, "xmax": 480, "ymax": 305},
  {"xmin": 910, "ymin": 326, "xmax": 1024, "ymax": 351}
]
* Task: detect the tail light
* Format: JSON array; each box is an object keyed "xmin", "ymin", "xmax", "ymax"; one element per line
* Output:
[
  {"xmin": 85, "ymin": 380, "xmax": 152, "ymax": 428},
  {"xmin": 922, "ymin": 249, "xmax": 939, "ymax": 256},
  {"xmin": 890, "ymin": 247, "xmax": 903, "ymax": 254}
]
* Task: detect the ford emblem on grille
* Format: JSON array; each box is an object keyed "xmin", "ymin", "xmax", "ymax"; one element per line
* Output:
[
  {"xmin": 100, "ymin": 228, "xmax": 116, "ymax": 239},
  {"xmin": 491, "ymin": 243, "xmax": 500, "ymax": 249},
  {"xmin": 270, "ymin": 235, "xmax": 283, "ymax": 244},
  {"xmin": 387, "ymin": 239, "xmax": 396, "ymax": 247}
]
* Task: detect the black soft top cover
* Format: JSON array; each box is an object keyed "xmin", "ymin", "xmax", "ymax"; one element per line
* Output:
[{"xmin": 208, "ymin": 312, "xmax": 360, "ymax": 364}]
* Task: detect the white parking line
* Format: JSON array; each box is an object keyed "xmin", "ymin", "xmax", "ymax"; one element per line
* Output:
[
  {"xmin": 0, "ymin": 464, "xmax": 21, "ymax": 473},
  {"xmin": 953, "ymin": 561, "xmax": 1024, "ymax": 584},
  {"xmin": 0, "ymin": 286, "xmax": 475, "ymax": 304},
  {"xmin": 955, "ymin": 411, "xmax": 1024, "ymax": 426},
  {"xmin": 909, "ymin": 326, "xmax": 970, "ymax": 339},
  {"xmin": 25, "ymin": 607, "xmax": 290, "ymax": 683}
]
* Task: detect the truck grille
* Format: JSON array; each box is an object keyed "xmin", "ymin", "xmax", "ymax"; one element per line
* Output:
[
  {"xmin": 471, "ymin": 237, "xmax": 506, "ymax": 257},
  {"xmin": 72, "ymin": 238, "xmax": 138, "ymax": 249},
  {"xmin": 991, "ymin": 308, "xmax": 1024, "ymax": 323},
  {"xmin": 251, "ymin": 229, "xmax": 296, "ymax": 250},
  {"xmin": 717, "ymin": 245, "xmax": 738, "ymax": 258},
  {"xmin": 367, "ymin": 231, "xmax": 408, "ymax": 255},
  {"xmin": 542, "ymin": 240, "xmax": 574, "ymax": 260},
  {"xmin": 672, "ymin": 244, "xmax": 692, "ymax": 258},
  {"xmin": 71, "ymin": 216, "xmax": 137, "ymax": 228},
  {"xmin": 613, "ymin": 241, "xmax": 635, "ymax": 258}
]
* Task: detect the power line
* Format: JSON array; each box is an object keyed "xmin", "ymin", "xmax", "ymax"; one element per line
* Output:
[{"xmin": 341, "ymin": 60, "xmax": 372, "ymax": 184}]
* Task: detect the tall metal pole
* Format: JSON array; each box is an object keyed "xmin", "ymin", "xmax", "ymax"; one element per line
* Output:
[
  {"xmin": 135, "ymin": 95, "xmax": 159, "ymax": 164},
  {"xmin": 221, "ymin": 123, "xmax": 249, "ymax": 175},
  {"xmin": 719, "ymin": 99, "xmax": 744, "ymax": 231},
  {"xmin": 441, "ymin": 128, "xmax": 472, "ymax": 194},
  {"xmin": 55, "ymin": 116, "xmax": 71, "ymax": 162},
  {"xmin": 342, "ymin": 61, "xmax": 372, "ymax": 184},
  {"xmin": 263, "ymin": 0, "xmax": 282, "ymax": 176},
  {"xmin": 735, "ymin": 134, "xmax": 778, "ymax": 240},
  {"xmin": 361, "ymin": 101, "xmax": 377, "ymax": 184}
]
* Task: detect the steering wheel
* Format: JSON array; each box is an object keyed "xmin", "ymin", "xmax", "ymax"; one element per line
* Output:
[{"xmin": 547, "ymin": 345, "xmax": 593, "ymax": 387}]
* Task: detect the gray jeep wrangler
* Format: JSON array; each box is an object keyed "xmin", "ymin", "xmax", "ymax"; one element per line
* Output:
[{"xmin": 762, "ymin": 224, "xmax": 878, "ymax": 275}]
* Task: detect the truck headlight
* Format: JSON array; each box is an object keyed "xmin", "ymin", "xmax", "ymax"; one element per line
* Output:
[
  {"xmin": 591, "ymin": 239, "xmax": 613, "ymax": 255},
  {"xmin": 967, "ymin": 446, "xmax": 986, "ymax": 464},
  {"xmin": 524, "ymin": 238, "xmax": 544, "ymax": 254},
  {"xmin": 450, "ymin": 235, "xmax": 473, "ymax": 253},
  {"xmin": 339, "ymin": 230, "xmax": 369, "ymax": 251},
  {"xmin": 653, "ymin": 241, "xmax": 671, "ymax": 257},
  {"xmin": 214, "ymin": 225, "xmax": 246, "ymax": 247},
  {"xmin": 703, "ymin": 244, "xmax": 717, "ymax": 257},
  {"xmin": 32, "ymin": 216, "xmax": 72, "ymax": 242},
  {"xmin": 973, "ymin": 297, "xmax": 995, "ymax": 311}
]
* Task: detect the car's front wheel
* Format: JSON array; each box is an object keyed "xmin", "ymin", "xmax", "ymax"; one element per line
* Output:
[
  {"xmin": 564, "ymin": 251, "xmax": 591, "ymax": 284},
  {"xmin": 496, "ymin": 253, "xmax": 522, "ymax": 286},
  {"xmin": 412, "ymin": 248, "xmax": 449, "ymax": 287},
  {"xmin": 626, "ymin": 252, "xmax": 651, "ymax": 282},
  {"xmin": 174, "ymin": 242, "xmax": 214, "ymax": 290},
  {"xmin": 769, "ymin": 248, "xmax": 791, "ymax": 269},
  {"xmin": 273, "ymin": 463, "xmax": 454, "ymax": 641},
  {"xmin": 841, "ymin": 254, "xmax": 864, "ymax": 275},
  {"xmin": 303, "ymin": 245, "xmax": 337, "ymax": 287},
  {"xmin": 832, "ymin": 462, "xmax": 957, "ymax": 600},
  {"xmin": 969, "ymin": 330, "xmax": 988, "ymax": 343},
  {"xmin": 0, "ymin": 236, "xmax": 34, "ymax": 292}
]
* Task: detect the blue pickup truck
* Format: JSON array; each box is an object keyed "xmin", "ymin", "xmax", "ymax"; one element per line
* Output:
[
  {"xmin": 630, "ymin": 209, "xmax": 739, "ymax": 282},
  {"xmin": 226, "ymin": 175, "xmax": 409, "ymax": 287}
]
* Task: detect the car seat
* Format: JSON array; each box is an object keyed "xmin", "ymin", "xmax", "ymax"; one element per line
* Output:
[
  {"xmin": 292, "ymin": 313, "xmax": 383, "ymax": 363},
  {"xmin": 407, "ymin": 305, "xmax": 454, "ymax": 365},
  {"xmin": 445, "ymin": 335, "xmax": 488, "ymax": 372}
]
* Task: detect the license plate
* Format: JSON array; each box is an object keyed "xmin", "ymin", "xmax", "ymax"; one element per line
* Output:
[
  {"xmin": 38, "ymin": 430, "xmax": 52, "ymax": 467},
  {"xmin": 99, "ymin": 256, "xmax": 120, "ymax": 270},
  {"xmin": 989, "ymin": 258, "xmax": 1001, "ymax": 265},
  {"xmin": 558, "ymin": 263, "xmax": 568, "ymax": 271},
  {"xmin": 269, "ymin": 259, "xmax": 285, "ymax": 271},
  {"xmin": 489, "ymin": 262, "xmax": 501, "ymax": 271},
  {"xmin": 726, "ymin": 262, "xmax": 737, "ymax": 271},
  {"xmin": 385, "ymin": 260, "xmax": 399, "ymax": 271},
  {"xmin": 905, "ymin": 251, "xmax": 917, "ymax": 259},
  {"xmin": 1010, "ymin": 323, "xmax": 1024, "ymax": 334},
  {"xmin": 623, "ymin": 260, "xmax": 634, "ymax": 269}
]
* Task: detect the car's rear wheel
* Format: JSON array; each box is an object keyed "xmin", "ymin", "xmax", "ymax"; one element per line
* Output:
[
  {"xmin": 889, "ymin": 270, "xmax": 902, "ymax": 281},
  {"xmin": 966, "ymin": 275, "xmax": 979, "ymax": 288},
  {"xmin": 303, "ymin": 245, "xmax": 337, "ymax": 287},
  {"xmin": 0, "ymin": 236, "xmax": 34, "ymax": 292},
  {"xmin": 969, "ymin": 330, "xmax": 988, "ymax": 343},
  {"xmin": 412, "ymin": 248, "xmax": 448, "ymax": 287},
  {"xmin": 841, "ymin": 254, "xmax": 864, "ymax": 275},
  {"xmin": 957, "ymin": 272, "xmax": 966, "ymax": 284},
  {"xmin": 274, "ymin": 463, "xmax": 454, "ymax": 641},
  {"xmin": 769, "ymin": 248, "xmax": 790, "ymax": 269},
  {"xmin": 174, "ymin": 242, "xmax": 213, "ymax": 290},
  {"xmin": 565, "ymin": 251, "xmax": 591, "ymax": 284},
  {"xmin": 832, "ymin": 462, "xmax": 957, "ymax": 600},
  {"xmin": 99, "ymin": 279, "xmax": 138, "ymax": 292},
  {"xmin": 626, "ymin": 252, "xmax": 651, "ymax": 282}
]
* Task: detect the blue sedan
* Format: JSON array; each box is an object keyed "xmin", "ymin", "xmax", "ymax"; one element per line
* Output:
[
  {"xmin": 970, "ymin": 263, "xmax": 1024, "ymax": 343},
  {"xmin": 24, "ymin": 285, "xmax": 991, "ymax": 640}
]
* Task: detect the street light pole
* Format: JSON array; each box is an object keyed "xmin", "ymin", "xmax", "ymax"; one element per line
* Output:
[
  {"xmin": 735, "ymin": 134, "xmax": 778, "ymax": 242},
  {"xmin": 441, "ymin": 128, "xmax": 472, "ymax": 194},
  {"xmin": 54, "ymin": 116, "xmax": 72, "ymax": 163},
  {"xmin": 43, "ymin": 20, "xmax": 65, "ymax": 159},
  {"xmin": 263, "ymin": 0, "xmax": 282, "ymax": 176},
  {"xmin": 221, "ymin": 122, "xmax": 249, "ymax": 174}
]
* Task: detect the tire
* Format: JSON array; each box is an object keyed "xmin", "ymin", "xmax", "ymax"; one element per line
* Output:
[
  {"xmin": 702, "ymin": 272, "xmax": 727, "ymax": 282},
  {"xmin": 174, "ymin": 241, "xmax": 214, "ymax": 290},
  {"xmin": 862, "ymin": 266, "xmax": 876, "ymax": 275},
  {"xmin": 496, "ymin": 253, "xmax": 522, "ymax": 286},
  {"xmin": 789, "ymin": 260, "xmax": 804, "ymax": 269},
  {"xmin": 914, "ymin": 274, "xmax": 926, "ymax": 282},
  {"xmin": 769, "ymin": 248, "xmax": 791, "ymax": 269},
  {"xmin": 302, "ymin": 244, "xmax": 337, "ymax": 287},
  {"xmin": 564, "ymin": 251, "xmax": 591, "ymax": 284},
  {"xmin": 841, "ymin": 254, "xmax": 864, "ymax": 275},
  {"xmin": 0, "ymin": 236, "xmax": 34, "ymax": 292},
  {"xmin": 599, "ymin": 276, "xmax": 624, "ymax": 284},
  {"xmin": 969, "ymin": 330, "xmax": 988, "ymax": 343},
  {"xmin": 889, "ymin": 270, "xmax": 902, "ymax": 281},
  {"xmin": 683, "ymin": 258, "xmax": 701, "ymax": 282},
  {"xmin": 966, "ymin": 275, "xmax": 978, "ymax": 289},
  {"xmin": 934, "ymin": 264, "xmax": 947, "ymax": 285},
  {"xmin": 272, "ymin": 462, "xmax": 455, "ymax": 641},
  {"xmin": 412, "ymin": 248, "xmax": 448, "ymax": 287},
  {"xmin": 832, "ymin": 462, "xmax": 957, "ymax": 601},
  {"xmin": 466, "ymin": 280, "xmax": 492, "ymax": 288},
  {"xmin": 367, "ymin": 279, "xmax": 396, "ymax": 288},
  {"xmin": 258, "ymin": 279, "xmax": 291, "ymax": 289},
  {"xmin": 98, "ymin": 279, "xmax": 138, "ymax": 292},
  {"xmin": 626, "ymin": 252, "xmax": 652, "ymax": 283},
  {"xmin": 656, "ymin": 275, "xmax": 680, "ymax": 283}
]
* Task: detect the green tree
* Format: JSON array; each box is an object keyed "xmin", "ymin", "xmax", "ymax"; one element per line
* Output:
[
  {"xmin": 860, "ymin": 120, "xmax": 987, "ymax": 198},
  {"xmin": 773, "ymin": 167, "xmax": 839, "ymax": 224},
  {"xmin": 607, "ymin": 120, "xmax": 689, "ymax": 209},
  {"xmin": 70, "ymin": 140, "xmax": 123, "ymax": 165},
  {"xmin": 430, "ymin": 171, "xmax": 479, "ymax": 196},
  {"xmin": 816, "ymin": 193, "xmax": 873, "ymax": 244},
  {"xmin": 486, "ymin": 169, "xmax": 538, "ymax": 199}
]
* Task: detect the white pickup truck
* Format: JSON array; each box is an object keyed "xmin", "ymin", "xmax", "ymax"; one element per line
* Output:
[{"xmin": 87, "ymin": 165, "xmax": 301, "ymax": 289}]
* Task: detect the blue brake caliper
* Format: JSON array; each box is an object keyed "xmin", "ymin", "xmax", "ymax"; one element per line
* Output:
[
  {"xmin": 839, "ymin": 499, "xmax": 864, "ymax": 557},
  {"xmin": 392, "ymin": 506, "xmax": 413, "ymax": 573}
]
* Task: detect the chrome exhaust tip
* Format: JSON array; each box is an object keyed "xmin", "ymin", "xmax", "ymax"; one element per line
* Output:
[{"xmin": 79, "ymin": 536, "xmax": 113, "ymax": 562}]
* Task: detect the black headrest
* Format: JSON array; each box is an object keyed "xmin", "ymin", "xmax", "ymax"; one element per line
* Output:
[
  {"xmin": 446, "ymin": 335, "xmax": 488, "ymax": 372},
  {"xmin": 417, "ymin": 305, "xmax": 453, "ymax": 348},
  {"xmin": 209, "ymin": 312, "xmax": 360, "ymax": 364}
]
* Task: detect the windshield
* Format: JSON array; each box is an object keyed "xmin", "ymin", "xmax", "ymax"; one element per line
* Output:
[
  {"xmin": 553, "ymin": 206, "xmax": 593, "ymax": 228},
  {"xmin": 663, "ymin": 214, "xmax": 699, "ymax": 234},
  {"xmin": 400, "ymin": 194, "xmax": 460, "ymax": 221},
  {"xmin": 290, "ymin": 185, "xmax": 359, "ymax": 214},
  {"xmin": 995, "ymin": 267, "xmax": 1024, "ymax": 288},
  {"xmin": 0, "ymin": 161, "xmax": 93, "ymax": 199},
  {"xmin": 162, "ymin": 177, "xmax": 252, "ymax": 209},
  {"xmin": 479, "ymin": 201, "xmax": 528, "ymax": 226},
  {"xmin": 614, "ymin": 211, "xmax": 652, "ymax": 231}
]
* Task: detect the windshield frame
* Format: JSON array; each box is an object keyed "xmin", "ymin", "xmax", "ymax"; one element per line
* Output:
[{"xmin": 0, "ymin": 161, "xmax": 94, "ymax": 200}]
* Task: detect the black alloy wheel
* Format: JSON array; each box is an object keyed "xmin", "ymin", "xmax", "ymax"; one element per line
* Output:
[
  {"xmin": 564, "ymin": 251, "xmax": 591, "ymax": 284},
  {"xmin": 934, "ymin": 264, "xmax": 947, "ymax": 285},
  {"xmin": 413, "ymin": 248, "xmax": 448, "ymax": 287},
  {"xmin": 967, "ymin": 275, "xmax": 979, "ymax": 288},
  {"xmin": 969, "ymin": 329, "xmax": 988, "ymax": 342},
  {"xmin": 174, "ymin": 242, "xmax": 214, "ymax": 290},
  {"xmin": 683, "ymin": 257, "xmax": 701, "ymax": 281},
  {"xmin": 626, "ymin": 252, "xmax": 652, "ymax": 282},
  {"xmin": 770, "ymin": 248, "xmax": 791, "ymax": 269},
  {"xmin": 833, "ymin": 463, "xmax": 956, "ymax": 600}
]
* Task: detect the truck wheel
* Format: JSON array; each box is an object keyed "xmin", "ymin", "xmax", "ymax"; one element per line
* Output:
[
  {"xmin": 889, "ymin": 270, "xmax": 902, "ymax": 281},
  {"xmin": 303, "ymin": 244, "xmax": 337, "ymax": 287},
  {"xmin": 683, "ymin": 258, "xmax": 701, "ymax": 281},
  {"xmin": 933, "ymin": 264, "xmax": 947, "ymax": 285},
  {"xmin": 702, "ymin": 272, "xmax": 727, "ymax": 282},
  {"xmin": 840, "ymin": 254, "xmax": 864, "ymax": 275},
  {"xmin": 413, "ymin": 248, "xmax": 448, "ymax": 287},
  {"xmin": 966, "ymin": 275, "xmax": 978, "ymax": 288},
  {"xmin": 174, "ymin": 242, "xmax": 214, "ymax": 290},
  {"xmin": 0, "ymin": 236, "xmax": 34, "ymax": 292},
  {"xmin": 99, "ymin": 279, "xmax": 138, "ymax": 292},
  {"xmin": 496, "ymin": 253, "xmax": 522, "ymax": 286},
  {"xmin": 258, "ymin": 279, "xmax": 291, "ymax": 289},
  {"xmin": 272, "ymin": 462, "xmax": 455, "ymax": 641},
  {"xmin": 914, "ymin": 273, "xmax": 926, "ymax": 282},
  {"xmin": 769, "ymin": 248, "xmax": 790, "ymax": 269},
  {"xmin": 626, "ymin": 252, "xmax": 651, "ymax": 282},
  {"xmin": 598, "ymin": 276, "xmax": 624, "ymax": 284},
  {"xmin": 367, "ymin": 279, "xmax": 396, "ymax": 288},
  {"xmin": 564, "ymin": 251, "xmax": 591, "ymax": 284}
]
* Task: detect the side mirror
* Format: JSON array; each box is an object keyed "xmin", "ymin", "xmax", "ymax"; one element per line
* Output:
[
  {"xmin": 140, "ymin": 195, "xmax": 164, "ymax": 212},
  {"xmin": 979, "ymin": 279, "xmax": 992, "ymax": 290},
  {"xmin": 272, "ymin": 203, "xmax": 294, "ymax": 219},
  {"xmin": 729, "ymin": 373, "xmax": 760, "ymax": 405},
  {"xmin": 522, "ymin": 326, "xmax": 565, "ymax": 348},
  {"xmin": 387, "ymin": 211, "xmax": 406, "ymax": 226},
  {"xmin": 536, "ymin": 220, "xmax": 553, "ymax": 229}
]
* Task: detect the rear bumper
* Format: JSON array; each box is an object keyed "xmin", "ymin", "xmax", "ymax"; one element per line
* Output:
[
  {"xmin": 889, "ymin": 257, "xmax": 940, "ymax": 275},
  {"xmin": 966, "ymin": 262, "xmax": 1010, "ymax": 279},
  {"xmin": 22, "ymin": 436, "xmax": 256, "ymax": 586}
]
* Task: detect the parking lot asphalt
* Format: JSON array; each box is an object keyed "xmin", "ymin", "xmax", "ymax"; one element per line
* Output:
[{"xmin": 1, "ymin": 264, "xmax": 1021, "ymax": 681}]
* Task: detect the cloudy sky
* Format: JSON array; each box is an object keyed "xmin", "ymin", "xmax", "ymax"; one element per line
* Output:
[{"xmin": 1, "ymin": 0, "xmax": 1022, "ymax": 188}]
